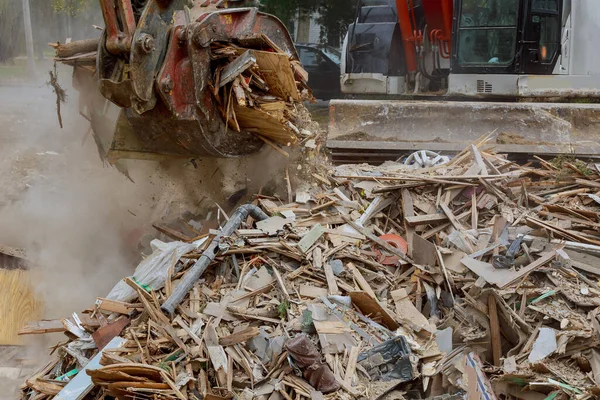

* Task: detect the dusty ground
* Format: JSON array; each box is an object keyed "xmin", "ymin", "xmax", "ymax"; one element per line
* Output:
[{"xmin": 0, "ymin": 65, "xmax": 303, "ymax": 396}]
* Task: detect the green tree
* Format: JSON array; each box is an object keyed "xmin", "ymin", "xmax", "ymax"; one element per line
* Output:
[
  {"xmin": 0, "ymin": 0, "xmax": 98, "ymax": 63},
  {"xmin": 260, "ymin": 0, "xmax": 319, "ymax": 32},
  {"xmin": 260, "ymin": 0, "xmax": 356, "ymax": 46},
  {"xmin": 52, "ymin": 0, "xmax": 94, "ymax": 16},
  {"xmin": 316, "ymin": 0, "xmax": 357, "ymax": 45},
  {"xmin": 0, "ymin": 0, "xmax": 23, "ymax": 63},
  {"xmin": 0, "ymin": 0, "xmax": 97, "ymax": 63}
]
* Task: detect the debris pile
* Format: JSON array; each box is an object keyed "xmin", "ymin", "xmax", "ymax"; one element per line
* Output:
[{"xmin": 18, "ymin": 136, "xmax": 600, "ymax": 399}]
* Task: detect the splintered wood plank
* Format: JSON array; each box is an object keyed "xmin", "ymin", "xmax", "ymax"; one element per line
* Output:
[
  {"xmin": 488, "ymin": 295, "xmax": 502, "ymax": 366},
  {"xmin": 233, "ymin": 104, "xmax": 297, "ymax": 145},
  {"xmin": 152, "ymin": 223, "xmax": 193, "ymax": 241},
  {"xmin": 347, "ymin": 263, "xmax": 377, "ymax": 299},
  {"xmin": 405, "ymin": 213, "xmax": 449, "ymax": 227},
  {"xmin": 343, "ymin": 217, "xmax": 412, "ymax": 264},
  {"xmin": 435, "ymin": 246, "xmax": 454, "ymax": 300},
  {"xmin": 291, "ymin": 59, "xmax": 309, "ymax": 83},
  {"xmin": 0, "ymin": 269, "xmax": 42, "ymax": 344},
  {"xmin": 440, "ymin": 202, "xmax": 467, "ymax": 232},
  {"xmin": 461, "ymin": 250, "xmax": 558, "ymax": 289},
  {"xmin": 272, "ymin": 265, "xmax": 290, "ymax": 300},
  {"xmin": 253, "ymin": 50, "xmax": 299, "ymax": 100},
  {"xmin": 219, "ymin": 49, "xmax": 256, "ymax": 87},
  {"xmin": 323, "ymin": 261, "xmax": 340, "ymax": 295},
  {"xmin": 97, "ymin": 298, "xmax": 142, "ymax": 315},
  {"xmin": 313, "ymin": 247, "xmax": 323, "ymax": 270},
  {"xmin": 527, "ymin": 217, "xmax": 600, "ymax": 246},
  {"xmin": 499, "ymin": 250, "xmax": 558, "ymax": 289},
  {"xmin": 401, "ymin": 189, "xmax": 415, "ymax": 256},
  {"xmin": 312, "ymin": 320, "xmax": 351, "ymax": 334},
  {"xmin": 344, "ymin": 346, "xmax": 360, "ymax": 386},
  {"xmin": 19, "ymin": 315, "xmax": 100, "ymax": 336},
  {"xmin": 349, "ymin": 291, "xmax": 399, "ymax": 331},
  {"xmin": 219, "ymin": 327, "xmax": 260, "ymax": 346},
  {"xmin": 19, "ymin": 320, "xmax": 65, "ymax": 335},
  {"xmin": 471, "ymin": 191, "xmax": 478, "ymax": 229},
  {"xmin": 205, "ymin": 323, "xmax": 228, "ymax": 386},
  {"xmin": 390, "ymin": 288, "xmax": 431, "ymax": 333},
  {"xmin": 299, "ymin": 284, "xmax": 328, "ymax": 299},
  {"xmin": 470, "ymin": 144, "xmax": 489, "ymax": 176}
]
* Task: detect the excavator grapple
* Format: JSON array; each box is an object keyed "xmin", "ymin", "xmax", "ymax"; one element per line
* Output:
[{"xmin": 78, "ymin": 0, "xmax": 301, "ymax": 160}]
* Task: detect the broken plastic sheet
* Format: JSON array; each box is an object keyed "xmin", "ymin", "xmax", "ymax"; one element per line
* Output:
[
  {"xmin": 357, "ymin": 335, "xmax": 414, "ymax": 382},
  {"xmin": 106, "ymin": 238, "xmax": 208, "ymax": 302},
  {"xmin": 528, "ymin": 328, "xmax": 557, "ymax": 363}
]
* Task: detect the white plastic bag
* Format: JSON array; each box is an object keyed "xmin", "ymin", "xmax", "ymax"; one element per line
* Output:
[{"xmin": 106, "ymin": 237, "xmax": 208, "ymax": 302}]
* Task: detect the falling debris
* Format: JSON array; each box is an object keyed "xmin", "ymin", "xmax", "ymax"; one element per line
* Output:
[
  {"xmin": 17, "ymin": 135, "xmax": 600, "ymax": 399},
  {"xmin": 47, "ymin": 63, "xmax": 67, "ymax": 129}
]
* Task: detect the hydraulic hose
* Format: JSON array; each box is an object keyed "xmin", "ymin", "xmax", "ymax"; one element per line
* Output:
[{"xmin": 161, "ymin": 204, "xmax": 268, "ymax": 315}]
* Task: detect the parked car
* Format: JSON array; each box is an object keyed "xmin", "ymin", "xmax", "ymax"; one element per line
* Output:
[{"xmin": 295, "ymin": 43, "xmax": 342, "ymax": 100}]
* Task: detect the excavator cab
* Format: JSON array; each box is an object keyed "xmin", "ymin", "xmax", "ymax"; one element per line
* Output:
[
  {"xmin": 455, "ymin": 0, "xmax": 522, "ymax": 68},
  {"xmin": 453, "ymin": 0, "xmax": 562, "ymax": 77}
]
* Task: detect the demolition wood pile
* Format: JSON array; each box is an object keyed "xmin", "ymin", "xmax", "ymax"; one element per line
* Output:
[{"xmin": 18, "ymin": 135, "xmax": 600, "ymax": 399}]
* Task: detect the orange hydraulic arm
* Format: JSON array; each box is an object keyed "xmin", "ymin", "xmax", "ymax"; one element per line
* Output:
[
  {"xmin": 395, "ymin": 0, "xmax": 454, "ymax": 70},
  {"xmin": 100, "ymin": 0, "xmax": 137, "ymax": 55},
  {"xmin": 422, "ymin": 0, "xmax": 453, "ymax": 58},
  {"xmin": 394, "ymin": 0, "xmax": 418, "ymax": 73}
]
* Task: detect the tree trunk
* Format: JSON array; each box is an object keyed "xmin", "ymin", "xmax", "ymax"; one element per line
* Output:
[
  {"xmin": 0, "ymin": 1, "xmax": 24, "ymax": 63},
  {"xmin": 22, "ymin": 0, "xmax": 36, "ymax": 78},
  {"xmin": 296, "ymin": 10, "xmax": 311, "ymax": 43},
  {"xmin": 51, "ymin": 38, "xmax": 100, "ymax": 58}
]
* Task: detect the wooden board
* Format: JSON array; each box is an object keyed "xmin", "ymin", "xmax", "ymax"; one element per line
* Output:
[
  {"xmin": 0, "ymin": 269, "xmax": 42, "ymax": 345},
  {"xmin": 405, "ymin": 213, "xmax": 449, "ymax": 227},
  {"xmin": 253, "ymin": 50, "xmax": 299, "ymax": 101},
  {"xmin": 299, "ymin": 284, "xmax": 328, "ymax": 299},
  {"xmin": 233, "ymin": 104, "xmax": 297, "ymax": 145},
  {"xmin": 412, "ymin": 234, "xmax": 438, "ymax": 267},
  {"xmin": 390, "ymin": 288, "xmax": 432, "ymax": 333},
  {"xmin": 460, "ymin": 250, "xmax": 557, "ymax": 289},
  {"xmin": 349, "ymin": 291, "xmax": 399, "ymax": 331}
]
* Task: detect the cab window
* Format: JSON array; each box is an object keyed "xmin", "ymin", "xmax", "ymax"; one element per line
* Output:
[
  {"xmin": 457, "ymin": 0, "xmax": 519, "ymax": 66},
  {"xmin": 533, "ymin": 1, "xmax": 560, "ymax": 63}
]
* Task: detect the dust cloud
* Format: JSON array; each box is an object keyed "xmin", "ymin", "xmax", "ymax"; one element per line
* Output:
[
  {"xmin": 0, "ymin": 83, "xmax": 141, "ymax": 315},
  {"xmin": 0, "ymin": 67, "xmax": 293, "ymax": 323},
  {"xmin": 0, "ymin": 70, "xmax": 254, "ymax": 395}
]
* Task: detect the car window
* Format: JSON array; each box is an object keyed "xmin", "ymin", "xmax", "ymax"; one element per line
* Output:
[
  {"xmin": 321, "ymin": 46, "xmax": 341, "ymax": 65},
  {"xmin": 298, "ymin": 47, "xmax": 320, "ymax": 67}
]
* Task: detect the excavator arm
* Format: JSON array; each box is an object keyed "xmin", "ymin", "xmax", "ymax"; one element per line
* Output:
[{"xmin": 99, "ymin": 0, "xmax": 137, "ymax": 55}]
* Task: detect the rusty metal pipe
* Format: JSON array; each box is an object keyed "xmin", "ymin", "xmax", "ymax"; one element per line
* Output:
[
  {"xmin": 100, "ymin": 0, "xmax": 137, "ymax": 55},
  {"xmin": 161, "ymin": 204, "xmax": 268, "ymax": 315}
]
